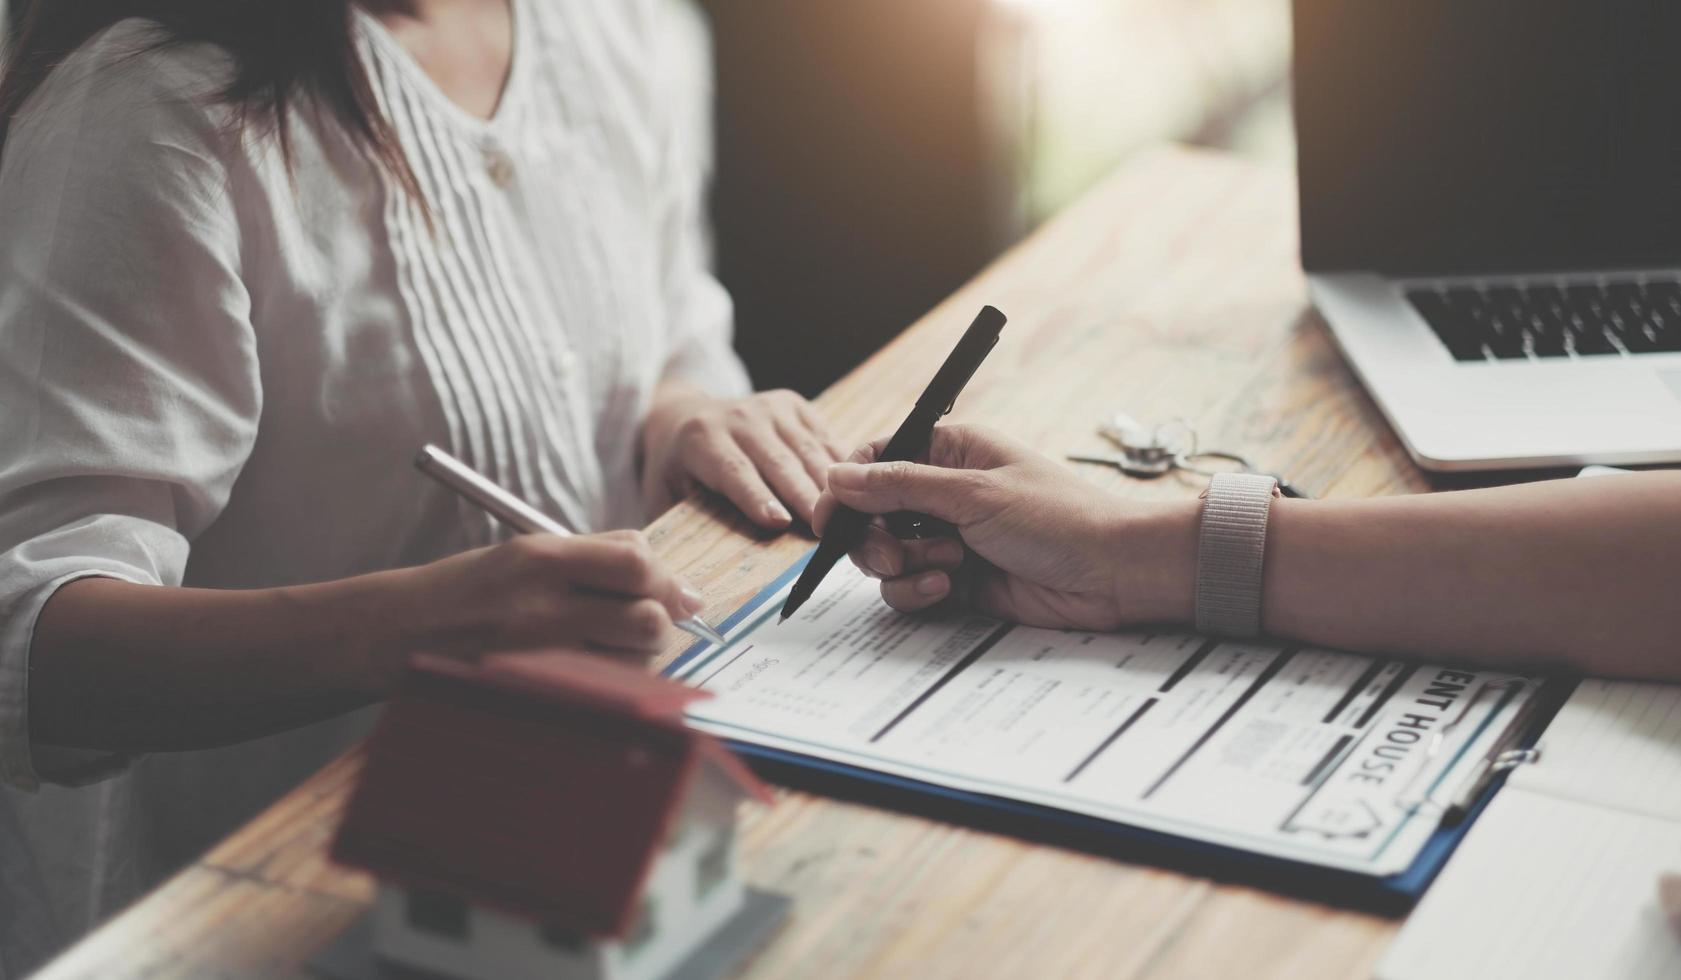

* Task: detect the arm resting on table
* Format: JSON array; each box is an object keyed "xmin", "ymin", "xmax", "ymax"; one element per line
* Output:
[{"xmin": 1263, "ymin": 472, "xmax": 1681, "ymax": 677}]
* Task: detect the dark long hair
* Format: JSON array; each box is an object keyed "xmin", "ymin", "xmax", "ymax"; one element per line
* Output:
[{"xmin": 0, "ymin": 0, "xmax": 421, "ymax": 202}]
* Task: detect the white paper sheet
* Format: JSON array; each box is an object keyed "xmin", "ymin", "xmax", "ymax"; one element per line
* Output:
[
  {"xmin": 1509, "ymin": 679, "xmax": 1681, "ymax": 820},
  {"xmin": 676, "ymin": 564, "xmax": 1538, "ymax": 875},
  {"xmin": 1380, "ymin": 678, "xmax": 1681, "ymax": 980},
  {"xmin": 1381, "ymin": 793, "xmax": 1681, "ymax": 980}
]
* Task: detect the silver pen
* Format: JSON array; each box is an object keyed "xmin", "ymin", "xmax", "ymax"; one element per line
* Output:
[{"xmin": 414, "ymin": 444, "xmax": 727, "ymax": 646}]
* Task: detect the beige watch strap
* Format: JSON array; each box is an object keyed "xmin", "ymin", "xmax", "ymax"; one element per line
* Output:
[{"xmin": 1195, "ymin": 472, "xmax": 1279, "ymax": 637}]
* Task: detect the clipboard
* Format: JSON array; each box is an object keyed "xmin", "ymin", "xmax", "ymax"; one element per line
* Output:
[{"xmin": 666, "ymin": 553, "xmax": 1567, "ymax": 913}]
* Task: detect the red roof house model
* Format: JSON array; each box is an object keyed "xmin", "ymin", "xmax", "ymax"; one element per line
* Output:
[{"xmin": 331, "ymin": 651, "xmax": 770, "ymax": 939}]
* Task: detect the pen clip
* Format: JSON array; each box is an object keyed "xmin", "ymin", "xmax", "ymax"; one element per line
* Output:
[{"xmin": 938, "ymin": 333, "xmax": 999, "ymax": 416}]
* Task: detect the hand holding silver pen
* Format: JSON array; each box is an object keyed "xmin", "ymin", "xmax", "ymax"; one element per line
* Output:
[{"xmin": 416, "ymin": 444, "xmax": 727, "ymax": 647}]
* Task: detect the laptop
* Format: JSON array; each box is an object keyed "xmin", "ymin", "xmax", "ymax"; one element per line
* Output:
[{"xmin": 1294, "ymin": 1, "xmax": 1681, "ymax": 471}]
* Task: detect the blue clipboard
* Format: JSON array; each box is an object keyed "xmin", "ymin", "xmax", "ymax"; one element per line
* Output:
[{"xmin": 665, "ymin": 552, "xmax": 1564, "ymax": 914}]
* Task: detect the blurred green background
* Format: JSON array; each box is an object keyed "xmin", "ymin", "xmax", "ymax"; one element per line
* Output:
[{"xmin": 699, "ymin": 0, "xmax": 1293, "ymax": 393}]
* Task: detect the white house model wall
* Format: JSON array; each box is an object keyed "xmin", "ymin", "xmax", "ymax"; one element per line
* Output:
[{"xmin": 370, "ymin": 763, "xmax": 748, "ymax": 980}]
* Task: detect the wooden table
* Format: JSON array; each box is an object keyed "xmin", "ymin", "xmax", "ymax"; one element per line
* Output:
[{"xmin": 37, "ymin": 145, "xmax": 1425, "ymax": 980}]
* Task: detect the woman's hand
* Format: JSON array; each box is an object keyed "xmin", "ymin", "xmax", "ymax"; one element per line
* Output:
[
  {"xmin": 381, "ymin": 529, "xmax": 704, "ymax": 687},
  {"xmin": 814, "ymin": 424, "xmax": 1198, "ymax": 631},
  {"xmin": 641, "ymin": 382, "xmax": 845, "ymax": 529},
  {"xmin": 30, "ymin": 528, "xmax": 706, "ymax": 751}
]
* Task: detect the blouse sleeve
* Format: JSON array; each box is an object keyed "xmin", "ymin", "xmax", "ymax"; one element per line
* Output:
[
  {"xmin": 0, "ymin": 31, "xmax": 260, "ymax": 790},
  {"xmin": 653, "ymin": 3, "xmax": 752, "ymax": 399}
]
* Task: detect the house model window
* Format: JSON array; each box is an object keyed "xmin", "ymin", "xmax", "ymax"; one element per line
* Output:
[
  {"xmin": 331, "ymin": 651, "xmax": 774, "ymax": 980},
  {"xmin": 626, "ymin": 898, "xmax": 657, "ymax": 954},
  {"xmin": 696, "ymin": 829, "xmax": 732, "ymax": 899},
  {"xmin": 538, "ymin": 922, "xmax": 587, "ymax": 956},
  {"xmin": 407, "ymin": 890, "xmax": 470, "ymax": 941}
]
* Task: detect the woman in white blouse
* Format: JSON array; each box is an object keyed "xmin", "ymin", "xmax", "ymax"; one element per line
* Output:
[{"xmin": 0, "ymin": 0, "xmax": 837, "ymax": 969}]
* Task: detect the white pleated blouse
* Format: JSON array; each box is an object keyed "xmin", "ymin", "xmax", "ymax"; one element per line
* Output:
[{"xmin": 0, "ymin": 1, "xmax": 748, "ymax": 972}]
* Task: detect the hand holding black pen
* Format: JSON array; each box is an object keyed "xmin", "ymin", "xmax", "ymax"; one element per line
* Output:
[{"xmin": 778, "ymin": 306, "xmax": 1006, "ymax": 622}]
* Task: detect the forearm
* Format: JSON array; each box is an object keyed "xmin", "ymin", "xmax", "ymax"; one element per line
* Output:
[
  {"xmin": 650, "ymin": 375, "xmax": 709, "ymax": 406},
  {"xmin": 830, "ymin": 424, "xmax": 1681, "ymax": 676},
  {"xmin": 639, "ymin": 376, "xmax": 710, "ymax": 464},
  {"xmin": 1261, "ymin": 473, "xmax": 1681, "ymax": 679},
  {"xmin": 29, "ymin": 570, "xmax": 415, "ymax": 753}
]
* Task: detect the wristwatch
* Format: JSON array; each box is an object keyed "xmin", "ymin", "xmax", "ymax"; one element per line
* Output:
[{"xmin": 1195, "ymin": 472, "xmax": 1281, "ymax": 637}]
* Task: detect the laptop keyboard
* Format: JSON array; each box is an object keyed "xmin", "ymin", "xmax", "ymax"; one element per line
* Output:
[{"xmin": 1405, "ymin": 280, "xmax": 1681, "ymax": 361}]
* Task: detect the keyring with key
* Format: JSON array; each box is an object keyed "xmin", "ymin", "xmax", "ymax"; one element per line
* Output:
[{"xmin": 1067, "ymin": 412, "xmax": 1312, "ymax": 498}]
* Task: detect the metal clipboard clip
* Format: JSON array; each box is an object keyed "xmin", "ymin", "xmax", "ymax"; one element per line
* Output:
[{"xmin": 1394, "ymin": 680, "xmax": 1545, "ymax": 821}]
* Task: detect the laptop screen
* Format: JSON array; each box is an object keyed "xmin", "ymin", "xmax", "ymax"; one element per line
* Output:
[{"xmin": 1295, "ymin": 1, "xmax": 1681, "ymax": 276}]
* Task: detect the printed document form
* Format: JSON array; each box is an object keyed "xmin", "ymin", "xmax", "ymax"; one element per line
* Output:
[
  {"xmin": 673, "ymin": 564, "xmax": 1541, "ymax": 875},
  {"xmin": 1380, "ymin": 679, "xmax": 1681, "ymax": 980}
]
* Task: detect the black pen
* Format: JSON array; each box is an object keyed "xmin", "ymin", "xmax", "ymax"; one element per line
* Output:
[{"xmin": 779, "ymin": 305, "xmax": 1006, "ymax": 622}]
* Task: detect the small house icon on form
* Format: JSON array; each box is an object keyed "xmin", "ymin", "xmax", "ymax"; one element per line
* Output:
[{"xmin": 330, "ymin": 651, "xmax": 785, "ymax": 980}]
